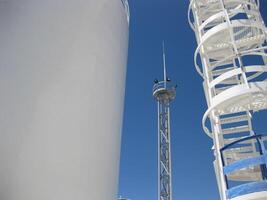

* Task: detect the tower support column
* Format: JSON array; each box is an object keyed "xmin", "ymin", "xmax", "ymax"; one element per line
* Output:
[{"xmin": 153, "ymin": 80, "xmax": 176, "ymax": 200}]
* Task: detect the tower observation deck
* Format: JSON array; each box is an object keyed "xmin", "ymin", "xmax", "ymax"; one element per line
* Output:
[
  {"xmin": 153, "ymin": 44, "xmax": 176, "ymax": 200},
  {"xmin": 188, "ymin": 0, "xmax": 267, "ymax": 199}
]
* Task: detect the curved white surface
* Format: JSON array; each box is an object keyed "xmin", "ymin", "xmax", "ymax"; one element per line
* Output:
[
  {"xmin": 202, "ymin": 81, "xmax": 267, "ymax": 137},
  {"xmin": 231, "ymin": 191, "xmax": 267, "ymax": 200},
  {"xmin": 0, "ymin": 0, "xmax": 129, "ymax": 200},
  {"xmin": 212, "ymin": 81, "xmax": 267, "ymax": 113},
  {"xmin": 210, "ymin": 65, "xmax": 267, "ymax": 88}
]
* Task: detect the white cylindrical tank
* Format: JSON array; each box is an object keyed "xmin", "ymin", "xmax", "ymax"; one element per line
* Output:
[{"xmin": 0, "ymin": 0, "xmax": 129, "ymax": 200}]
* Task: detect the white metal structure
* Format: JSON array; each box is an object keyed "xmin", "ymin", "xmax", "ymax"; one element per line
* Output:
[
  {"xmin": 153, "ymin": 45, "xmax": 176, "ymax": 200},
  {"xmin": 188, "ymin": 0, "xmax": 267, "ymax": 199},
  {"xmin": 0, "ymin": 0, "xmax": 129, "ymax": 200}
]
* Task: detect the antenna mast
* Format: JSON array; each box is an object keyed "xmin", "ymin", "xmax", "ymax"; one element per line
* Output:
[{"xmin": 162, "ymin": 41, "xmax": 167, "ymax": 84}]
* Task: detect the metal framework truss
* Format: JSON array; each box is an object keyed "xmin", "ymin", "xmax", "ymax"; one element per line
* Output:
[
  {"xmin": 188, "ymin": 0, "xmax": 267, "ymax": 199},
  {"xmin": 153, "ymin": 81, "xmax": 176, "ymax": 200},
  {"xmin": 158, "ymin": 99, "xmax": 172, "ymax": 200}
]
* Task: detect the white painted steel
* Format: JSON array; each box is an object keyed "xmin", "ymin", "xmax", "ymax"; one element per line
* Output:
[
  {"xmin": 0, "ymin": 0, "xmax": 129, "ymax": 200},
  {"xmin": 189, "ymin": 0, "xmax": 267, "ymax": 199},
  {"xmin": 232, "ymin": 192, "xmax": 267, "ymax": 200}
]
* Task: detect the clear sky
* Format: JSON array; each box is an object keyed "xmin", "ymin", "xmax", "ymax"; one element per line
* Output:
[{"xmin": 118, "ymin": 1, "xmax": 267, "ymax": 200}]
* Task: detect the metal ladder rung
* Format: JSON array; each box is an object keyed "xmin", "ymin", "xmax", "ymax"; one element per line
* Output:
[
  {"xmin": 224, "ymin": 152, "xmax": 259, "ymax": 163},
  {"xmin": 215, "ymin": 85, "xmax": 233, "ymax": 94},
  {"xmin": 218, "ymin": 76, "xmax": 240, "ymax": 85},
  {"xmin": 220, "ymin": 115, "xmax": 249, "ymax": 124},
  {"xmin": 210, "ymin": 59, "xmax": 233, "ymax": 69},
  {"xmin": 224, "ymin": 137, "xmax": 255, "ymax": 145},
  {"xmin": 223, "ymin": 145, "xmax": 254, "ymax": 154},
  {"xmin": 222, "ymin": 125, "xmax": 250, "ymax": 135},
  {"xmin": 211, "ymin": 67, "xmax": 236, "ymax": 77}
]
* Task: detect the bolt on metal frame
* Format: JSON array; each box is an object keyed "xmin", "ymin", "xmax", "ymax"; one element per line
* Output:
[{"xmin": 188, "ymin": 0, "xmax": 267, "ymax": 199}]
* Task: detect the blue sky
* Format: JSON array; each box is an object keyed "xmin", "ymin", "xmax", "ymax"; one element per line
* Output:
[{"xmin": 119, "ymin": 1, "xmax": 267, "ymax": 200}]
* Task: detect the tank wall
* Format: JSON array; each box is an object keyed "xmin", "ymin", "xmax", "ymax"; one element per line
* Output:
[{"xmin": 0, "ymin": 0, "xmax": 129, "ymax": 199}]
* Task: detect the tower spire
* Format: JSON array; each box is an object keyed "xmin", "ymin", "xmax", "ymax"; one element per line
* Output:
[{"xmin": 162, "ymin": 41, "xmax": 167, "ymax": 83}]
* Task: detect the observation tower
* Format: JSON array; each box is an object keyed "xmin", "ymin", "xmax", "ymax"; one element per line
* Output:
[
  {"xmin": 153, "ymin": 44, "xmax": 176, "ymax": 200},
  {"xmin": 188, "ymin": 0, "xmax": 267, "ymax": 199}
]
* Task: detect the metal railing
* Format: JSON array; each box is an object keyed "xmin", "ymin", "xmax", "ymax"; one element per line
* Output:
[
  {"xmin": 153, "ymin": 81, "xmax": 176, "ymax": 93},
  {"xmin": 220, "ymin": 134, "xmax": 267, "ymax": 199}
]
